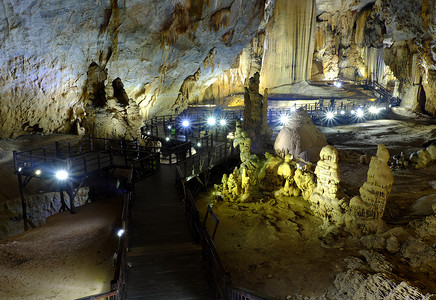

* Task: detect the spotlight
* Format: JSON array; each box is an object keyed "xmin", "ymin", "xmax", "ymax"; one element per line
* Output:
[
  {"xmin": 207, "ymin": 117, "xmax": 216, "ymax": 126},
  {"xmin": 117, "ymin": 229, "xmax": 125, "ymax": 237},
  {"xmin": 197, "ymin": 142, "xmax": 202, "ymax": 147},
  {"xmin": 181, "ymin": 120, "xmax": 190, "ymax": 127},
  {"xmin": 55, "ymin": 170, "xmax": 69, "ymax": 180},
  {"xmin": 369, "ymin": 106, "xmax": 380, "ymax": 114},
  {"xmin": 35, "ymin": 169, "xmax": 42, "ymax": 176},
  {"xmin": 165, "ymin": 137, "xmax": 170, "ymax": 141},
  {"xmin": 340, "ymin": 110, "xmax": 345, "ymax": 115},
  {"xmin": 167, "ymin": 125, "xmax": 172, "ymax": 130},
  {"xmin": 219, "ymin": 119, "xmax": 227, "ymax": 126},
  {"xmin": 147, "ymin": 131, "xmax": 151, "ymax": 135},
  {"xmin": 326, "ymin": 112, "xmax": 335, "ymax": 120},
  {"xmin": 356, "ymin": 108, "xmax": 364, "ymax": 118},
  {"xmin": 279, "ymin": 114, "xmax": 290, "ymax": 125}
]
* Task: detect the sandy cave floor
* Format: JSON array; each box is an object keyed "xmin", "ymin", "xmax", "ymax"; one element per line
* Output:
[
  {"xmin": 0, "ymin": 197, "xmax": 122, "ymax": 299},
  {"xmin": 196, "ymin": 108, "xmax": 436, "ymax": 299}
]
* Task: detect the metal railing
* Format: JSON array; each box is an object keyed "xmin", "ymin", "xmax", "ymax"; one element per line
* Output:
[
  {"xmin": 13, "ymin": 136, "xmax": 160, "ymax": 179},
  {"xmin": 176, "ymin": 137, "xmax": 237, "ymax": 180},
  {"xmin": 175, "ymin": 166, "xmax": 271, "ymax": 300},
  {"xmin": 76, "ymin": 169, "xmax": 134, "ymax": 300}
]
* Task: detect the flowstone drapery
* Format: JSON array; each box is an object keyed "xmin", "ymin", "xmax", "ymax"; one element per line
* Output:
[{"xmin": 349, "ymin": 144, "xmax": 394, "ymax": 220}]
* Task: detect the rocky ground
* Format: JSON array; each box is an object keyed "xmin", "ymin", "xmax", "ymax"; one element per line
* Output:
[{"xmin": 197, "ymin": 108, "xmax": 436, "ymax": 299}]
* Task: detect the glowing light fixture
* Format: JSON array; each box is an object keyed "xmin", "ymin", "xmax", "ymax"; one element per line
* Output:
[
  {"xmin": 326, "ymin": 112, "xmax": 335, "ymax": 120},
  {"xmin": 18, "ymin": 167, "xmax": 22, "ymax": 172},
  {"xmin": 35, "ymin": 169, "xmax": 42, "ymax": 176},
  {"xmin": 55, "ymin": 170, "xmax": 69, "ymax": 180},
  {"xmin": 356, "ymin": 108, "xmax": 364, "ymax": 118},
  {"xmin": 333, "ymin": 80, "xmax": 342, "ymax": 88},
  {"xmin": 207, "ymin": 117, "xmax": 216, "ymax": 126},
  {"xmin": 167, "ymin": 125, "xmax": 172, "ymax": 130},
  {"xmin": 197, "ymin": 142, "xmax": 202, "ymax": 147},
  {"xmin": 219, "ymin": 119, "xmax": 227, "ymax": 126},
  {"xmin": 117, "ymin": 229, "xmax": 125, "ymax": 237},
  {"xmin": 165, "ymin": 136, "xmax": 170, "ymax": 141},
  {"xmin": 369, "ymin": 106, "xmax": 380, "ymax": 114},
  {"xmin": 340, "ymin": 110, "xmax": 345, "ymax": 115},
  {"xmin": 279, "ymin": 114, "xmax": 290, "ymax": 125},
  {"xmin": 181, "ymin": 120, "xmax": 190, "ymax": 127}
]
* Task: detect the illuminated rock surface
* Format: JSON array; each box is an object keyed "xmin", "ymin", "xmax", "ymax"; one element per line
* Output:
[
  {"xmin": 274, "ymin": 108, "xmax": 328, "ymax": 162},
  {"xmin": 0, "ymin": 0, "xmax": 265, "ymax": 138}
]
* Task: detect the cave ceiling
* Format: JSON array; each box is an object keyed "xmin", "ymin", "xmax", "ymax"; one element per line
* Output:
[{"xmin": 0, "ymin": 0, "xmax": 435, "ymax": 138}]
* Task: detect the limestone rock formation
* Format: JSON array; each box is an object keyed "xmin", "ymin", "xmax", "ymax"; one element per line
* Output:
[
  {"xmin": 274, "ymin": 108, "xmax": 328, "ymax": 162},
  {"xmin": 276, "ymin": 154, "xmax": 300, "ymax": 197},
  {"xmin": 242, "ymin": 72, "xmax": 272, "ymax": 149},
  {"xmin": 350, "ymin": 144, "xmax": 394, "ymax": 220},
  {"xmin": 257, "ymin": 152, "xmax": 283, "ymax": 192},
  {"xmin": 0, "ymin": 0, "xmax": 265, "ymax": 138},
  {"xmin": 409, "ymin": 143, "xmax": 436, "ymax": 169},
  {"xmin": 0, "ymin": 188, "xmax": 88, "ymax": 239},
  {"xmin": 309, "ymin": 145, "xmax": 348, "ymax": 225},
  {"xmin": 260, "ymin": 0, "xmax": 316, "ymax": 93},
  {"xmin": 294, "ymin": 167, "xmax": 316, "ymax": 201}
]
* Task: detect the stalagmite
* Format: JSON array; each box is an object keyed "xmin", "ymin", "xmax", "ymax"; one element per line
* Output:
[
  {"xmin": 274, "ymin": 108, "xmax": 328, "ymax": 162},
  {"xmin": 350, "ymin": 144, "xmax": 394, "ymax": 220},
  {"xmin": 309, "ymin": 145, "xmax": 348, "ymax": 225}
]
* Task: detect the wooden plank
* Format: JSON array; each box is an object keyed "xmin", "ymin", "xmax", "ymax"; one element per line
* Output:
[{"xmin": 125, "ymin": 165, "xmax": 214, "ymax": 299}]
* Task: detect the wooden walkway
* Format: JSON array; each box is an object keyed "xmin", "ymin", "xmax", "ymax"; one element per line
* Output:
[{"xmin": 125, "ymin": 165, "xmax": 214, "ymax": 299}]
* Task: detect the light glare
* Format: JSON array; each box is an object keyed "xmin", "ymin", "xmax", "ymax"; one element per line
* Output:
[
  {"xmin": 369, "ymin": 106, "xmax": 379, "ymax": 114},
  {"xmin": 219, "ymin": 119, "xmax": 227, "ymax": 126},
  {"xmin": 326, "ymin": 112, "xmax": 335, "ymax": 119},
  {"xmin": 279, "ymin": 115, "xmax": 290, "ymax": 125},
  {"xmin": 182, "ymin": 120, "xmax": 190, "ymax": 127},
  {"xmin": 207, "ymin": 117, "xmax": 216, "ymax": 126},
  {"xmin": 55, "ymin": 170, "xmax": 69, "ymax": 180}
]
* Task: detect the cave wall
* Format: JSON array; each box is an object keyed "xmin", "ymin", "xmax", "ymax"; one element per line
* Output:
[
  {"xmin": 0, "ymin": 0, "xmax": 265, "ymax": 138},
  {"xmin": 313, "ymin": 0, "xmax": 436, "ymax": 115},
  {"xmin": 2, "ymin": 0, "xmax": 436, "ymax": 139}
]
